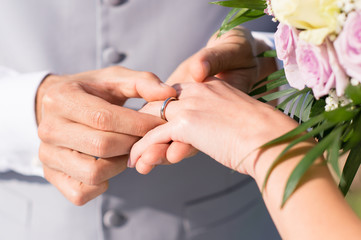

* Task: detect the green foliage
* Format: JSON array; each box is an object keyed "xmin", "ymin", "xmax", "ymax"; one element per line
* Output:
[
  {"xmin": 214, "ymin": 0, "xmax": 361, "ymax": 207},
  {"xmin": 211, "ymin": 0, "xmax": 266, "ymax": 10},
  {"xmin": 250, "ymin": 68, "xmax": 361, "ymax": 205},
  {"xmin": 281, "ymin": 127, "xmax": 345, "ymax": 206},
  {"xmin": 257, "ymin": 50, "xmax": 277, "ymax": 58},
  {"xmin": 216, "ymin": 8, "xmax": 265, "ymax": 36},
  {"xmin": 339, "ymin": 141, "xmax": 361, "ymax": 195},
  {"xmin": 310, "ymin": 99, "xmax": 326, "ymax": 118},
  {"xmin": 328, "ymin": 129, "xmax": 342, "ymax": 177},
  {"xmin": 345, "ymin": 84, "xmax": 361, "ymax": 105}
]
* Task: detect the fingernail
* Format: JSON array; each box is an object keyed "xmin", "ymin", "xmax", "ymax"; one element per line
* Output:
[{"xmin": 127, "ymin": 157, "xmax": 133, "ymax": 168}]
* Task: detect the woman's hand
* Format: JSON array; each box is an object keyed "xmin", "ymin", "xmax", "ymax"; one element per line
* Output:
[
  {"xmin": 134, "ymin": 27, "xmax": 277, "ymax": 173},
  {"xmin": 130, "ymin": 78, "xmax": 298, "ymax": 175}
]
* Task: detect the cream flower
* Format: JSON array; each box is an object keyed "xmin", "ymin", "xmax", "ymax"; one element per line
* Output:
[{"xmin": 272, "ymin": 0, "xmax": 340, "ymax": 45}]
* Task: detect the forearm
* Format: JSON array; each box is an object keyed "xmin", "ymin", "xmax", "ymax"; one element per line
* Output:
[{"xmin": 249, "ymin": 142, "xmax": 361, "ymax": 239}]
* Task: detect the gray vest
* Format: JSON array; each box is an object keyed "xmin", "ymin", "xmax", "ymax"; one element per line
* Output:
[{"xmin": 0, "ymin": 0, "xmax": 279, "ymax": 239}]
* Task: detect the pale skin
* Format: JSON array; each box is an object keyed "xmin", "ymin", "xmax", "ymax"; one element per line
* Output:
[
  {"xmin": 130, "ymin": 79, "xmax": 361, "ymax": 239},
  {"xmin": 37, "ymin": 67, "xmax": 176, "ymax": 205},
  {"xmin": 36, "ymin": 27, "xmax": 276, "ymax": 205}
]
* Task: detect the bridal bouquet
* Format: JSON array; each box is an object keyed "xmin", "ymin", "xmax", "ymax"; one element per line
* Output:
[{"xmin": 213, "ymin": 0, "xmax": 361, "ymax": 206}]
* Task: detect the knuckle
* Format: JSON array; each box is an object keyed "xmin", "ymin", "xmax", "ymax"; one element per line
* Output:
[
  {"xmin": 69, "ymin": 181, "xmax": 108, "ymax": 206},
  {"xmin": 177, "ymin": 110, "xmax": 194, "ymax": 129},
  {"xmin": 41, "ymin": 91, "xmax": 56, "ymax": 109},
  {"xmin": 104, "ymin": 65, "xmax": 124, "ymax": 75},
  {"xmin": 84, "ymin": 160, "xmax": 102, "ymax": 185},
  {"xmin": 38, "ymin": 123, "xmax": 54, "ymax": 143},
  {"xmin": 130, "ymin": 120, "xmax": 149, "ymax": 137},
  {"xmin": 69, "ymin": 188, "xmax": 88, "ymax": 206},
  {"xmin": 90, "ymin": 109, "xmax": 113, "ymax": 131},
  {"xmin": 91, "ymin": 136, "xmax": 111, "ymax": 158},
  {"xmin": 38, "ymin": 144, "xmax": 47, "ymax": 164}
]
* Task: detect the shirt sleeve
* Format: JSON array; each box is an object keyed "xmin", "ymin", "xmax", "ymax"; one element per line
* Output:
[{"xmin": 0, "ymin": 66, "xmax": 49, "ymax": 176}]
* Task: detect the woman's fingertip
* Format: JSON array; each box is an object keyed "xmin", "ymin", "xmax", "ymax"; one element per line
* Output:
[{"xmin": 127, "ymin": 157, "xmax": 134, "ymax": 168}]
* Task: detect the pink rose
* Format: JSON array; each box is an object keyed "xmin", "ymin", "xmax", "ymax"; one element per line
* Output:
[
  {"xmin": 326, "ymin": 40, "xmax": 348, "ymax": 97},
  {"xmin": 274, "ymin": 23, "xmax": 304, "ymax": 90},
  {"xmin": 334, "ymin": 11, "xmax": 361, "ymax": 83},
  {"xmin": 296, "ymin": 39, "xmax": 347, "ymax": 99}
]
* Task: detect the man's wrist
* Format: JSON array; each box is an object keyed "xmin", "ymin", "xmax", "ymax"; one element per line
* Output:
[{"xmin": 35, "ymin": 74, "xmax": 62, "ymax": 124}]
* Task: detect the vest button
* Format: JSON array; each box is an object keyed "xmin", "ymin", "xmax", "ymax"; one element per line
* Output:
[
  {"xmin": 103, "ymin": 0, "xmax": 127, "ymax": 7},
  {"xmin": 102, "ymin": 48, "xmax": 126, "ymax": 65},
  {"xmin": 103, "ymin": 210, "xmax": 127, "ymax": 228}
]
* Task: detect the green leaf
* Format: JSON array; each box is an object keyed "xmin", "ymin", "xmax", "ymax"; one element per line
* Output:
[
  {"xmin": 257, "ymin": 50, "xmax": 277, "ymax": 58},
  {"xmin": 218, "ymin": 9, "xmax": 265, "ymax": 36},
  {"xmin": 281, "ymin": 128, "xmax": 340, "ymax": 206},
  {"xmin": 217, "ymin": 8, "xmax": 248, "ymax": 36},
  {"xmin": 294, "ymin": 91, "xmax": 312, "ymax": 122},
  {"xmin": 262, "ymin": 119, "xmax": 335, "ymax": 192},
  {"xmin": 287, "ymin": 94, "xmax": 300, "ymax": 118},
  {"xmin": 310, "ymin": 99, "xmax": 326, "ymax": 118},
  {"xmin": 301, "ymin": 96, "xmax": 314, "ymax": 122},
  {"xmin": 339, "ymin": 141, "xmax": 361, "ymax": 196},
  {"xmin": 211, "ymin": 0, "xmax": 267, "ymax": 10},
  {"xmin": 327, "ymin": 126, "xmax": 344, "ymax": 177},
  {"xmin": 249, "ymin": 77, "xmax": 288, "ymax": 96},
  {"xmin": 299, "ymin": 93, "xmax": 314, "ymax": 122},
  {"xmin": 277, "ymin": 88, "xmax": 310, "ymax": 113},
  {"xmin": 342, "ymin": 112, "xmax": 361, "ymax": 152},
  {"xmin": 324, "ymin": 107, "xmax": 358, "ymax": 123},
  {"xmin": 258, "ymin": 88, "xmax": 297, "ymax": 103},
  {"xmin": 262, "ymin": 114, "xmax": 325, "ymax": 148},
  {"xmin": 341, "ymin": 122, "xmax": 355, "ymax": 143},
  {"xmin": 252, "ymin": 69, "xmax": 285, "ymax": 89},
  {"xmin": 220, "ymin": 8, "xmax": 246, "ymax": 30},
  {"xmin": 345, "ymin": 84, "xmax": 361, "ymax": 105}
]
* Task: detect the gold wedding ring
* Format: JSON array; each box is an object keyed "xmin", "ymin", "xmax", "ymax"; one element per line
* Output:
[{"xmin": 160, "ymin": 97, "xmax": 177, "ymax": 121}]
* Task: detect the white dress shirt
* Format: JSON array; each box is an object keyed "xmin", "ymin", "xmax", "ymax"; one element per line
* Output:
[{"xmin": 0, "ymin": 67, "xmax": 47, "ymax": 176}]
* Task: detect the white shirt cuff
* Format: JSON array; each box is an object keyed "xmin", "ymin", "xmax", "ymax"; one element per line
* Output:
[{"xmin": 0, "ymin": 67, "xmax": 49, "ymax": 176}]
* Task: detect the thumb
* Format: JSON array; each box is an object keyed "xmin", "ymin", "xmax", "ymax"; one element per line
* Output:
[
  {"xmin": 93, "ymin": 66, "xmax": 177, "ymax": 102},
  {"xmin": 190, "ymin": 44, "xmax": 253, "ymax": 82},
  {"xmin": 190, "ymin": 28, "xmax": 257, "ymax": 82},
  {"xmin": 132, "ymin": 73, "xmax": 177, "ymax": 102}
]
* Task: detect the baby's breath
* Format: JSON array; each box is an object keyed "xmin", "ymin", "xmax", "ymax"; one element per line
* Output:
[{"xmin": 325, "ymin": 89, "xmax": 353, "ymax": 111}]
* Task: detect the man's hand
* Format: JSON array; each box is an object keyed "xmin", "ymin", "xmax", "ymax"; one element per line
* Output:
[
  {"xmin": 36, "ymin": 66, "xmax": 176, "ymax": 205},
  {"xmin": 166, "ymin": 26, "xmax": 277, "ymax": 92}
]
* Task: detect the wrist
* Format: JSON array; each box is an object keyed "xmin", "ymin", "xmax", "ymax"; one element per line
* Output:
[
  {"xmin": 248, "ymin": 138, "xmax": 318, "ymax": 188},
  {"xmin": 35, "ymin": 74, "xmax": 63, "ymax": 124},
  {"xmin": 236, "ymin": 106, "xmax": 300, "ymax": 179}
]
